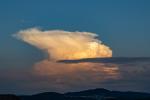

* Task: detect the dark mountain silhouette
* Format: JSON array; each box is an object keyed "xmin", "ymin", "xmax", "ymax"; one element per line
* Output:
[
  {"xmin": 20, "ymin": 92, "xmax": 96, "ymax": 100},
  {"xmin": 65, "ymin": 88, "xmax": 110, "ymax": 96},
  {"xmin": 65, "ymin": 88, "xmax": 150, "ymax": 100},
  {"xmin": 0, "ymin": 94, "xmax": 20, "ymax": 100},
  {"xmin": 19, "ymin": 88, "xmax": 150, "ymax": 100},
  {"xmin": 20, "ymin": 92, "xmax": 64, "ymax": 100},
  {"xmin": 1, "ymin": 88, "xmax": 150, "ymax": 100}
]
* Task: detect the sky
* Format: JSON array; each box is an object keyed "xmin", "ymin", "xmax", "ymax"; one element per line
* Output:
[{"xmin": 0, "ymin": 0, "xmax": 150, "ymax": 94}]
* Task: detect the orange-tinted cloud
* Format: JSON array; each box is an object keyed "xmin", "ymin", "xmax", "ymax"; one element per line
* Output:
[
  {"xmin": 14, "ymin": 28, "xmax": 112, "ymax": 60},
  {"xmin": 13, "ymin": 28, "xmax": 119, "ymax": 92},
  {"xmin": 32, "ymin": 59, "xmax": 119, "ymax": 92}
]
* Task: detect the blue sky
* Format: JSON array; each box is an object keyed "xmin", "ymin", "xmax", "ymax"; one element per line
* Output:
[
  {"xmin": 0, "ymin": 0, "xmax": 150, "ymax": 68},
  {"xmin": 1, "ymin": 0, "xmax": 150, "ymax": 94}
]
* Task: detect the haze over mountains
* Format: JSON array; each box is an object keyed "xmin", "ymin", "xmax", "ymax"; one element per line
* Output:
[{"xmin": 1, "ymin": 88, "xmax": 150, "ymax": 100}]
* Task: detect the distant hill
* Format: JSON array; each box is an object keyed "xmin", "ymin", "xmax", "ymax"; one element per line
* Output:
[
  {"xmin": 65, "ymin": 88, "xmax": 150, "ymax": 100},
  {"xmin": 20, "ymin": 92, "xmax": 95, "ymax": 100},
  {"xmin": 1, "ymin": 88, "xmax": 150, "ymax": 100}
]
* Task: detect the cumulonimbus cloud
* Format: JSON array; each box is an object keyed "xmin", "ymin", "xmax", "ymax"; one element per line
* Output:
[
  {"xmin": 12, "ymin": 28, "xmax": 119, "ymax": 92},
  {"xmin": 14, "ymin": 28, "xmax": 112, "ymax": 60}
]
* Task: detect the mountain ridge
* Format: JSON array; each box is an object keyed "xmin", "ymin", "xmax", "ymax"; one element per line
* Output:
[
  {"xmin": 19, "ymin": 88, "xmax": 150, "ymax": 100},
  {"xmin": 1, "ymin": 88, "xmax": 150, "ymax": 100}
]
